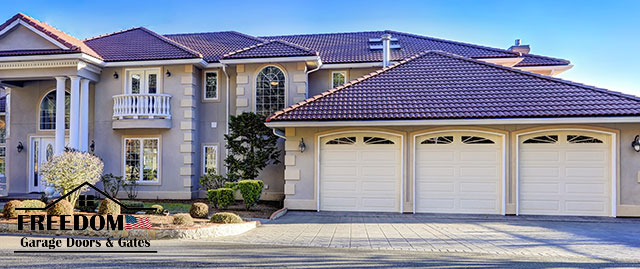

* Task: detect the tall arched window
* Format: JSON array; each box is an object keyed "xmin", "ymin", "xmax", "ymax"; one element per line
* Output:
[
  {"xmin": 40, "ymin": 90, "xmax": 70, "ymax": 130},
  {"xmin": 256, "ymin": 66, "xmax": 286, "ymax": 116}
]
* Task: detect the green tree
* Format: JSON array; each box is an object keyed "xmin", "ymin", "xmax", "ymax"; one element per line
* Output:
[{"xmin": 224, "ymin": 112, "xmax": 280, "ymax": 181}]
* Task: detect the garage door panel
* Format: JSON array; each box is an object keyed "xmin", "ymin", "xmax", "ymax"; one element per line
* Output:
[
  {"xmin": 321, "ymin": 166, "xmax": 358, "ymax": 177},
  {"xmin": 361, "ymin": 150, "xmax": 397, "ymax": 161},
  {"xmin": 419, "ymin": 166, "xmax": 455, "ymax": 177},
  {"xmin": 362, "ymin": 166, "xmax": 397, "ymax": 177},
  {"xmin": 322, "ymin": 150, "xmax": 358, "ymax": 161},
  {"xmin": 459, "ymin": 199, "xmax": 498, "ymax": 210},
  {"xmin": 419, "ymin": 182, "xmax": 455, "ymax": 192},
  {"xmin": 459, "ymin": 151, "xmax": 498, "ymax": 161},
  {"xmin": 417, "ymin": 150, "xmax": 455, "ymax": 161},
  {"xmin": 362, "ymin": 181, "xmax": 396, "ymax": 191},
  {"xmin": 459, "ymin": 182, "xmax": 497, "ymax": 193},
  {"xmin": 459, "ymin": 166, "xmax": 498, "ymax": 177},
  {"xmin": 417, "ymin": 199, "xmax": 455, "ymax": 210},
  {"xmin": 519, "ymin": 131, "xmax": 611, "ymax": 216}
]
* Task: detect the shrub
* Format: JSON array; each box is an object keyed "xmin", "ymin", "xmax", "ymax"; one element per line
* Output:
[
  {"xmin": 199, "ymin": 168, "xmax": 226, "ymax": 191},
  {"xmin": 224, "ymin": 182, "xmax": 238, "ymax": 190},
  {"xmin": 150, "ymin": 204, "xmax": 164, "ymax": 215},
  {"xmin": 47, "ymin": 199, "xmax": 74, "ymax": 215},
  {"xmin": 172, "ymin": 213, "xmax": 194, "ymax": 226},
  {"xmin": 123, "ymin": 178, "xmax": 138, "ymax": 200},
  {"xmin": 40, "ymin": 151, "xmax": 104, "ymax": 207},
  {"xmin": 3, "ymin": 200, "xmax": 24, "ymax": 219},
  {"xmin": 210, "ymin": 212, "xmax": 243, "ymax": 224},
  {"xmin": 208, "ymin": 188, "xmax": 234, "ymax": 209},
  {"xmin": 121, "ymin": 200, "xmax": 144, "ymax": 214},
  {"xmin": 22, "ymin": 200, "xmax": 45, "ymax": 213},
  {"xmin": 98, "ymin": 199, "xmax": 121, "ymax": 215},
  {"xmin": 189, "ymin": 202, "xmax": 209, "ymax": 218},
  {"xmin": 238, "ymin": 180, "xmax": 264, "ymax": 210},
  {"xmin": 101, "ymin": 173, "xmax": 124, "ymax": 198}
]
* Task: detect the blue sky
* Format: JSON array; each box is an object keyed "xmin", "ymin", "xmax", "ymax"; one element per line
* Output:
[{"xmin": 2, "ymin": 0, "xmax": 638, "ymax": 95}]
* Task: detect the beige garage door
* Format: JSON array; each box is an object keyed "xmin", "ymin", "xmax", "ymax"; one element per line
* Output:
[
  {"xmin": 519, "ymin": 131, "xmax": 611, "ymax": 216},
  {"xmin": 319, "ymin": 133, "xmax": 401, "ymax": 212},
  {"xmin": 415, "ymin": 132, "xmax": 503, "ymax": 214}
]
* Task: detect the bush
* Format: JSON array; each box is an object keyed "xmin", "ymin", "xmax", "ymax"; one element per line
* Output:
[
  {"xmin": 149, "ymin": 204, "xmax": 164, "ymax": 215},
  {"xmin": 121, "ymin": 200, "xmax": 144, "ymax": 214},
  {"xmin": 224, "ymin": 182, "xmax": 238, "ymax": 190},
  {"xmin": 210, "ymin": 212, "xmax": 243, "ymax": 224},
  {"xmin": 47, "ymin": 199, "xmax": 73, "ymax": 215},
  {"xmin": 172, "ymin": 213, "xmax": 194, "ymax": 226},
  {"xmin": 238, "ymin": 180, "xmax": 264, "ymax": 210},
  {"xmin": 199, "ymin": 168, "xmax": 226, "ymax": 191},
  {"xmin": 3, "ymin": 200, "xmax": 24, "ymax": 219},
  {"xmin": 98, "ymin": 199, "xmax": 121, "ymax": 215},
  {"xmin": 189, "ymin": 202, "xmax": 209, "ymax": 218},
  {"xmin": 101, "ymin": 173, "xmax": 124, "ymax": 198},
  {"xmin": 22, "ymin": 200, "xmax": 45, "ymax": 213},
  {"xmin": 40, "ymin": 151, "xmax": 104, "ymax": 207},
  {"xmin": 208, "ymin": 188, "xmax": 234, "ymax": 209}
]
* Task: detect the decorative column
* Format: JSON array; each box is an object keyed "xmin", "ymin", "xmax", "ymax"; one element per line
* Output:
[
  {"xmin": 54, "ymin": 77, "xmax": 67, "ymax": 155},
  {"xmin": 79, "ymin": 79, "xmax": 90, "ymax": 152},
  {"xmin": 68, "ymin": 76, "xmax": 81, "ymax": 150}
]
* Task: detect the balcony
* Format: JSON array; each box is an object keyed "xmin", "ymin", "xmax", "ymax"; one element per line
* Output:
[{"xmin": 112, "ymin": 93, "xmax": 172, "ymax": 129}]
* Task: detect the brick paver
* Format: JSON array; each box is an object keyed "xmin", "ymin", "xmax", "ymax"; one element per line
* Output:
[{"xmin": 208, "ymin": 211, "xmax": 640, "ymax": 261}]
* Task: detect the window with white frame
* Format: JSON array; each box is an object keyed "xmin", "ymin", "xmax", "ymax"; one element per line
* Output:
[
  {"xmin": 126, "ymin": 69, "xmax": 160, "ymax": 94},
  {"xmin": 124, "ymin": 137, "xmax": 159, "ymax": 183},
  {"xmin": 203, "ymin": 71, "xmax": 218, "ymax": 100},
  {"xmin": 202, "ymin": 145, "xmax": 218, "ymax": 174},
  {"xmin": 331, "ymin": 71, "xmax": 346, "ymax": 88},
  {"xmin": 256, "ymin": 66, "xmax": 286, "ymax": 116},
  {"xmin": 39, "ymin": 90, "xmax": 70, "ymax": 130}
]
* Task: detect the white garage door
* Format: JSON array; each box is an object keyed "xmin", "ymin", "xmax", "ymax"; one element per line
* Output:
[
  {"xmin": 319, "ymin": 133, "xmax": 401, "ymax": 212},
  {"xmin": 415, "ymin": 132, "xmax": 503, "ymax": 214},
  {"xmin": 519, "ymin": 131, "xmax": 611, "ymax": 216}
]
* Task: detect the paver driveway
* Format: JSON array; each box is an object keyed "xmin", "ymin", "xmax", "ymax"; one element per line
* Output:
[{"xmin": 208, "ymin": 211, "xmax": 640, "ymax": 262}]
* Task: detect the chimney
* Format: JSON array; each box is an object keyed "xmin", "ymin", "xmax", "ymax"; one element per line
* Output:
[
  {"xmin": 381, "ymin": 34, "xmax": 392, "ymax": 67},
  {"xmin": 508, "ymin": 39, "xmax": 530, "ymax": 54}
]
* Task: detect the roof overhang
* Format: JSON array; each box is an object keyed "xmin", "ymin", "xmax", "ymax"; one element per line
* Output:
[
  {"xmin": 320, "ymin": 62, "xmax": 385, "ymax": 69},
  {"xmin": 103, "ymin": 58, "xmax": 208, "ymax": 67},
  {"xmin": 266, "ymin": 116, "xmax": 640, "ymax": 128},
  {"xmin": 219, "ymin": 55, "xmax": 320, "ymax": 64},
  {"xmin": 515, "ymin": 64, "xmax": 574, "ymax": 76},
  {"xmin": 475, "ymin": 57, "xmax": 524, "ymax": 67}
]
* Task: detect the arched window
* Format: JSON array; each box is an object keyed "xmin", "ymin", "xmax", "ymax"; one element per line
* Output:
[
  {"xmin": 255, "ymin": 66, "xmax": 286, "ymax": 116},
  {"xmin": 39, "ymin": 90, "xmax": 70, "ymax": 130}
]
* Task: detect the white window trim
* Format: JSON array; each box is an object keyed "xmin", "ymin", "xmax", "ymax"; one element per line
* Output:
[
  {"xmin": 201, "ymin": 143, "xmax": 219, "ymax": 175},
  {"xmin": 124, "ymin": 67, "xmax": 162, "ymax": 94},
  {"xmin": 202, "ymin": 70, "xmax": 220, "ymax": 101},
  {"xmin": 330, "ymin": 70, "xmax": 347, "ymax": 89},
  {"xmin": 254, "ymin": 64, "xmax": 288, "ymax": 116},
  {"xmin": 122, "ymin": 136, "xmax": 162, "ymax": 185},
  {"xmin": 37, "ymin": 88, "xmax": 70, "ymax": 132}
]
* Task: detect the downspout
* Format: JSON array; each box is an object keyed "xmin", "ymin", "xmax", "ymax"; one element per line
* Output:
[
  {"xmin": 273, "ymin": 128, "xmax": 286, "ymax": 139},
  {"xmin": 221, "ymin": 64, "xmax": 231, "ymax": 173},
  {"xmin": 304, "ymin": 57, "xmax": 323, "ymax": 99}
]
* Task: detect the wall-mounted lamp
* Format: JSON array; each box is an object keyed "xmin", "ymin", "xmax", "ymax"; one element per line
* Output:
[
  {"xmin": 632, "ymin": 135, "xmax": 640, "ymax": 152},
  {"xmin": 16, "ymin": 142, "xmax": 24, "ymax": 153},
  {"xmin": 113, "ymin": 71, "xmax": 119, "ymax": 79},
  {"xmin": 299, "ymin": 138, "xmax": 306, "ymax": 153},
  {"xmin": 165, "ymin": 70, "xmax": 171, "ymax": 77},
  {"xmin": 90, "ymin": 140, "xmax": 95, "ymax": 153}
]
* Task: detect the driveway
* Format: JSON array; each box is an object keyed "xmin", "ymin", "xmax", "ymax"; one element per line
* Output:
[{"xmin": 209, "ymin": 211, "xmax": 640, "ymax": 262}]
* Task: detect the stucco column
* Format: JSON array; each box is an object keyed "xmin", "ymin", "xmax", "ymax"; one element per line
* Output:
[
  {"xmin": 54, "ymin": 76, "xmax": 67, "ymax": 155},
  {"xmin": 68, "ymin": 76, "xmax": 81, "ymax": 150},
  {"xmin": 79, "ymin": 79, "xmax": 90, "ymax": 152}
]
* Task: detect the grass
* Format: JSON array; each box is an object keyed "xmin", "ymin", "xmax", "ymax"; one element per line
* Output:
[{"xmin": 143, "ymin": 202, "xmax": 191, "ymax": 213}]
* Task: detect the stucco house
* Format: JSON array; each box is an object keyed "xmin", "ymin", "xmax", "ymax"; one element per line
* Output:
[{"xmin": 1, "ymin": 13, "xmax": 639, "ymax": 217}]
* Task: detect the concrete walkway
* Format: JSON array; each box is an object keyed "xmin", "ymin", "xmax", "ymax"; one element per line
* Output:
[{"xmin": 209, "ymin": 211, "xmax": 640, "ymax": 262}]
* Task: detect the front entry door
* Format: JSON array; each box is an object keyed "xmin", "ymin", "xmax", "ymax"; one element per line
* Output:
[{"xmin": 29, "ymin": 137, "xmax": 63, "ymax": 193}]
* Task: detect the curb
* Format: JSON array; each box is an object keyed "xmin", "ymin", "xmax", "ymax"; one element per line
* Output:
[{"xmin": 269, "ymin": 208, "xmax": 288, "ymax": 220}]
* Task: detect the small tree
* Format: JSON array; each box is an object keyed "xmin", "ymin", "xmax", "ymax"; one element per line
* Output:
[
  {"xmin": 224, "ymin": 112, "xmax": 280, "ymax": 181},
  {"xmin": 40, "ymin": 151, "xmax": 104, "ymax": 207}
]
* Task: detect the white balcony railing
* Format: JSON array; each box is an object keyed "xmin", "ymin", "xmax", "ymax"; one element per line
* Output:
[{"xmin": 113, "ymin": 93, "xmax": 171, "ymax": 119}]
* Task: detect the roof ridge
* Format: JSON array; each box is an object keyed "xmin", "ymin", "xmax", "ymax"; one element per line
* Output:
[
  {"xmin": 222, "ymin": 39, "xmax": 317, "ymax": 59},
  {"xmin": 136, "ymin": 27, "xmax": 203, "ymax": 58},
  {"xmin": 84, "ymin": 26, "xmax": 143, "ymax": 41},
  {"xmin": 266, "ymin": 51, "xmax": 429, "ymax": 122},
  {"xmin": 164, "ymin": 30, "xmax": 266, "ymax": 43},
  {"xmin": 266, "ymin": 39, "xmax": 318, "ymax": 55},
  {"xmin": 260, "ymin": 30, "xmax": 385, "ymax": 39},
  {"xmin": 429, "ymin": 50, "xmax": 640, "ymax": 102}
]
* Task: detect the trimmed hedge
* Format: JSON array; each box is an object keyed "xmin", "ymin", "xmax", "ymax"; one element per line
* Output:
[
  {"xmin": 47, "ymin": 199, "xmax": 73, "ymax": 216},
  {"xmin": 210, "ymin": 212, "xmax": 243, "ymax": 224},
  {"xmin": 173, "ymin": 213, "xmax": 194, "ymax": 226},
  {"xmin": 238, "ymin": 180, "xmax": 264, "ymax": 210},
  {"xmin": 224, "ymin": 182, "xmax": 238, "ymax": 190},
  {"xmin": 22, "ymin": 200, "xmax": 45, "ymax": 213},
  {"xmin": 189, "ymin": 202, "xmax": 209, "ymax": 218},
  {"xmin": 121, "ymin": 200, "xmax": 144, "ymax": 214},
  {"xmin": 150, "ymin": 204, "xmax": 164, "ymax": 215},
  {"xmin": 98, "ymin": 199, "xmax": 121, "ymax": 215},
  {"xmin": 208, "ymin": 187, "xmax": 234, "ymax": 209},
  {"xmin": 3, "ymin": 200, "xmax": 24, "ymax": 219}
]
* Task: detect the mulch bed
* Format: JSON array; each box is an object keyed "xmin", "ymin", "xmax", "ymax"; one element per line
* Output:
[{"xmin": 139, "ymin": 200, "xmax": 283, "ymax": 219}]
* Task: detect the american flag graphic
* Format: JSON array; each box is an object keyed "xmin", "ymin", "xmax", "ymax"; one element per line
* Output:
[{"xmin": 124, "ymin": 215, "xmax": 152, "ymax": 229}]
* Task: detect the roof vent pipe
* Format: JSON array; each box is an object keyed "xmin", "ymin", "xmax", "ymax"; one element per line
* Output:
[{"xmin": 381, "ymin": 34, "xmax": 392, "ymax": 67}]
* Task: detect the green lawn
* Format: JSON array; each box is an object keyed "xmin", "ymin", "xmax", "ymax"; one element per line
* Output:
[{"xmin": 143, "ymin": 202, "xmax": 191, "ymax": 213}]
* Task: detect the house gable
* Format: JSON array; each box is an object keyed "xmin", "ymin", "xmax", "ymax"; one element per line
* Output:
[{"xmin": 0, "ymin": 24, "xmax": 61, "ymax": 51}]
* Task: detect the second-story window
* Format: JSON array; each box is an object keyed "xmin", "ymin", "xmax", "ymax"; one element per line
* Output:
[
  {"xmin": 126, "ymin": 68, "xmax": 160, "ymax": 94},
  {"xmin": 203, "ymin": 71, "xmax": 218, "ymax": 101},
  {"xmin": 331, "ymin": 71, "xmax": 346, "ymax": 88}
]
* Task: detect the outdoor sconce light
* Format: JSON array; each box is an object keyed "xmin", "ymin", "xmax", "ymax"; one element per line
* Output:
[
  {"xmin": 16, "ymin": 142, "xmax": 23, "ymax": 153},
  {"xmin": 632, "ymin": 135, "xmax": 640, "ymax": 152},
  {"xmin": 90, "ymin": 140, "xmax": 95, "ymax": 153},
  {"xmin": 165, "ymin": 70, "xmax": 171, "ymax": 77},
  {"xmin": 113, "ymin": 71, "xmax": 119, "ymax": 79},
  {"xmin": 299, "ymin": 138, "xmax": 306, "ymax": 153}
]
